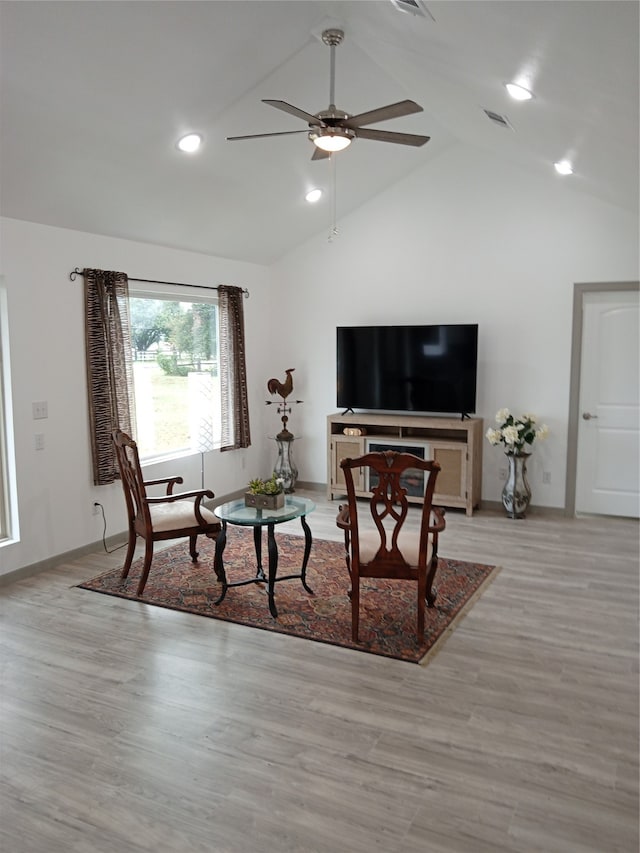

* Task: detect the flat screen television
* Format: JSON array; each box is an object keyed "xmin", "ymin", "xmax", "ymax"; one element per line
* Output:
[{"xmin": 336, "ymin": 324, "xmax": 478, "ymax": 416}]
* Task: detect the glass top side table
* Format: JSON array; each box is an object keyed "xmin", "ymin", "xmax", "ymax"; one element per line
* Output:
[{"xmin": 213, "ymin": 496, "xmax": 316, "ymax": 618}]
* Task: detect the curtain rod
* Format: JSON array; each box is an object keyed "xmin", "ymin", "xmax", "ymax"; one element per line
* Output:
[{"xmin": 69, "ymin": 267, "xmax": 249, "ymax": 298}]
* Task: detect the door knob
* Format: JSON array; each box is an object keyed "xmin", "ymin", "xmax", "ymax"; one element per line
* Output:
[{"xmin": 582, "ymin": 412, "xmax": 598, "ymax": 420}]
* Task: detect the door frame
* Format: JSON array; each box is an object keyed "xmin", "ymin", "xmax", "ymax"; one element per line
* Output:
[{"xmin": 565, "ymin": 280, "xmax": 640, "ymax": 516}]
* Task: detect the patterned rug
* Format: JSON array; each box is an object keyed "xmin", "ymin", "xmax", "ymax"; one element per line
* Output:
[{"xmin": 78, "ymin": 530, "xmax": 499, "ymax": 664}]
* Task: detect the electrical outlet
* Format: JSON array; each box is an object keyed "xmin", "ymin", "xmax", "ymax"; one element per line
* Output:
[
  {"xmin": 92, "ymin": 501, "xmax": 101, "ymax": 516},
  {"xmin": 34, "ymin": 433, "xmax": 45, "ymax": 451},
  {"xmin": 542, "ymin": 471, "xmax": 551, "ymax": 485},
  {"xmin": 498, "ymin": 467, "xmax": 507, "ymax": 481}
]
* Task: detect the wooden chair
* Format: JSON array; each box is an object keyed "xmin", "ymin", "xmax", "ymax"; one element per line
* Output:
[
  {"xmin": 336, "ymin": 450, "xmax": 446, "ymax": 643},
  {"xmin": 112, "ymin": 429, "xmax": 221, "ymax": 596}
]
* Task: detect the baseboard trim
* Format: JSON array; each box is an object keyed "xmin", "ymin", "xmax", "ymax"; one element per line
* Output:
[
  {"xmin": 292, "ymin": 481, "xmax": 325, "ymax": 493},
  {"xmin": 0, "ymin": 533, "xmax": 128, "ymax": 587},
  {"xmin": 480, "ymin": 499, "xmax": 566, "ymax": 516}
]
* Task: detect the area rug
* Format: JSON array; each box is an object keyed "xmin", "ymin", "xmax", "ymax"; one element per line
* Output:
[{"xmin": 78, "ymin": 530, "xmax": 499, "ymax": 664}]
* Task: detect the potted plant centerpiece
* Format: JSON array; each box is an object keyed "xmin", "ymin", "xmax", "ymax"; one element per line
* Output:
[
  {"xmin": 486, "ymin": 409, "xmax": 549, "ymax": 518},
  {"xmin": 245, "ymin": 474, "xmax": 285, "ymax": 510}
]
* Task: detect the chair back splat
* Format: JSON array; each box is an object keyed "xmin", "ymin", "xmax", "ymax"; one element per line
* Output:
[
  {"xmin": 336, "ymin": 450, "xmax": 446, "ymax": 643},
  {"xmin": 112, "ymin": 429, "xmax": 220, "ymax": 597}
]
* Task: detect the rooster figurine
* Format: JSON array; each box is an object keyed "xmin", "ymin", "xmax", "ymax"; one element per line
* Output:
[{"xmin": 267, "ymin": 368, "xmax": 295, "ymax": 401}]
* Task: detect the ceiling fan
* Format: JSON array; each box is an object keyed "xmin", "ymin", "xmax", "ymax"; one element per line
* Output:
[{"xmin": 226, "ymin": 28, "xmax": 430, "ymax": 160}]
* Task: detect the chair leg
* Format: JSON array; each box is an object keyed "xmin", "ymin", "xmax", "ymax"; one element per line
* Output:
[
  {"xmin": 425, "ymin": 555, "xmax": 439, "ymax": 608},
  {"xmin": 189, "ymin": 534, "xmax": 199, "ymax": 562},
  {"xmin": 351, "ymin": 577, "xmax": 360, "ymax": 643},
  {"xmin": 136, "ymin": 539, "xmax": 154, "ymax": 597},
  {"xmin": 343, "ymin": 532, "xmax": 352, "ymax": 583},
  {"xmin": 343, "ymin": 533, "xmax": 353, "ymax": 602},
  {"xmin": 120, "ymin": 529, "xmax": 137, "ymax": 580},
  {"xmin": 417, "ymin": 572, "xmax": 426, "ymax": 644}
]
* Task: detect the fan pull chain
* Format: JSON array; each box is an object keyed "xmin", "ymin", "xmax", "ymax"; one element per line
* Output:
[{"xmin": 328, "ymin": 154, "xmax": 338, "ymax": 242}]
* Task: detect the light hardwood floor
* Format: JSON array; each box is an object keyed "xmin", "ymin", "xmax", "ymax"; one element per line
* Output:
[{"xmin": 1, "ymin": 489, "xmax": 638, "ymax": 853}]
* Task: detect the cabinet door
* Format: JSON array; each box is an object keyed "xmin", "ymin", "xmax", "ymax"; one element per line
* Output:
[
  {"xmin": 431, "ymin": 443, "xmax": 467, "ymax": 503},
  {"xmin": 332, "ymin": 436, "xmax": 365, "ymax": 493}
]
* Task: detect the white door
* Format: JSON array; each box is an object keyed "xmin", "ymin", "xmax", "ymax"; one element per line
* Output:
[{"xmin": 575, "ymin": 290, "xmax": 639, "ymax": 517}]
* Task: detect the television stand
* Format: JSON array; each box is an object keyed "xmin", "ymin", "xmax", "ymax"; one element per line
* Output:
[{"xmin": 327, "ymin": 412, "xmax": 483, "ymax": 516}]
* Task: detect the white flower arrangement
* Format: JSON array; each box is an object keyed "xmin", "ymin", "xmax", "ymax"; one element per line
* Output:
[{"xmin": 486, "ymin": 409, "xmax": 549, "ymax": 454}]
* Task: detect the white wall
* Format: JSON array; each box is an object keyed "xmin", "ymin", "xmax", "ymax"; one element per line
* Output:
[
  {"xmin": 271, "ymin": 143, "xmax": 640, "ymax": 508},
  {"xmin": 0, "ymin": 218, "xmax": 274, "ymax": 576}
]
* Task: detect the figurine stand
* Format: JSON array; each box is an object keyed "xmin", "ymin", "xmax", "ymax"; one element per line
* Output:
[{"xmin": 268, "ymin": 401, "xmax": 300, "ymax": 493}]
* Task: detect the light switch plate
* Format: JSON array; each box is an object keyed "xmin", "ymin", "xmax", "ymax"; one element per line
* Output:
[{"xmin": 32, "ymin": 401, "xmax": 48, "ymax": 419}]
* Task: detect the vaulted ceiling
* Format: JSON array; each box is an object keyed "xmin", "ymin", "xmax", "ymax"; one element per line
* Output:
[{"xmin": 1, "ymin": 1, "xmax": 638, "ymax": 264}]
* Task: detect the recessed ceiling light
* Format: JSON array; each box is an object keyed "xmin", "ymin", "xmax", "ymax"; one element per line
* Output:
[
  {"xmin": 554, "ymin": 159, "xmax": 574, "ymax": 176},
  {"xmin": 177, "ymin": 133, "xmax": 202, "ymax": 153},
  {"xmin": 505, "ymin": 82, "xmax": 534, "ymax": 101},
  {"xmin": 305, "ymin": 188, "xmax": 323, "ymax": 203}
]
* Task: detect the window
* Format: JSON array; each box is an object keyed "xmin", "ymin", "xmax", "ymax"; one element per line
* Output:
[
  {"xmin": 0, "ymin": 281, "xmax": 17, "ymax": 543},
  {"xmin": 0, "ymin": 336, "xmax": 8, "ymax": 540},
  {"xmin": 129, "ymin": 287, "xmax": 220, "ymax": 461}
]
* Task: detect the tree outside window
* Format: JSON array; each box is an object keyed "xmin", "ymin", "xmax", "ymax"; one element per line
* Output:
[{"xmin": 129, "ymin": 295, "xmax": 220, "ymax": 460}]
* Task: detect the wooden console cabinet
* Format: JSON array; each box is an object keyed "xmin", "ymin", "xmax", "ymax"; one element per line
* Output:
[{"xmin": 327, "ymin": 412, "xmax": 483, "ymax": 516}]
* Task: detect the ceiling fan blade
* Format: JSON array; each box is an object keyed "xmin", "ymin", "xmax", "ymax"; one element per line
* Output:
[
  {"xmin": 311, "ymin": 146, "xmax": 331, "ymax": 161},
  {"xmin": 353, "ymin": 127, "xmax": 430, "ymax": 147},
  {"xmin": 343, "ymin": 100, "xmax": 423, "ymax": 129},
  {"xmin": 226, "ymin": 130, "xmax": 309, "ymax": 142},
  {"xmin": 262, "ymin": 100, "xmax": 324, "ymax": 127}
]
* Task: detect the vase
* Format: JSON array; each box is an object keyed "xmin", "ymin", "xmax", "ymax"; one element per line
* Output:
[
  {"xmin": 274, "ymin": 430, "xmax": 298, "ymax": 493},
  {"xmin": 502, "ymin": 452, "xmax": 532, "ymax": 519}
]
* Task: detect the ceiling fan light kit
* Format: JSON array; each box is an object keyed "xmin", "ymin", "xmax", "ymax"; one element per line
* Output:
[{"xmin": 310, "ymin": 126, "xmax": 354, "ymax": 152}]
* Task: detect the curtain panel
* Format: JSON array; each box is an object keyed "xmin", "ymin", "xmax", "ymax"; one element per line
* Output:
[
  {"xmin": 218, "ymin": 285, "xmax": 251, "ymax": 451},
  {"xmin": 84, "ymin": 268, "xmax": 136, "ymax": 485}
]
